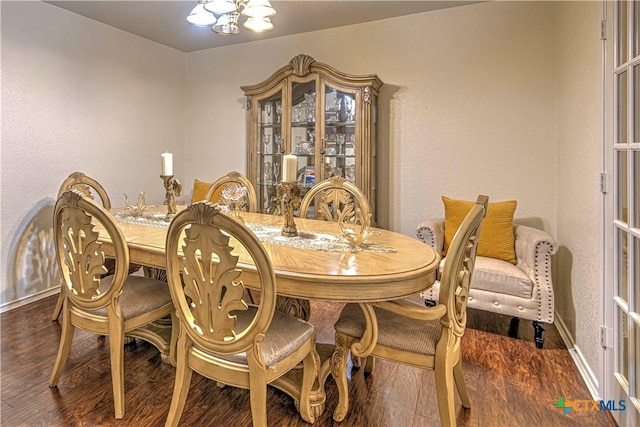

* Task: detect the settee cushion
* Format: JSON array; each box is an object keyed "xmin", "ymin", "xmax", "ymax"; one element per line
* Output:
[
  {"xmin": 437, "ymin": 255, "xmax": 532, "ymax": 299},
  {"xmin": 192, "ymin": 179, "xmax": 213, "ymax": 203},
  {"xmin": 442, "ymin": 196, "xmax": 518, "ymax": 264}
]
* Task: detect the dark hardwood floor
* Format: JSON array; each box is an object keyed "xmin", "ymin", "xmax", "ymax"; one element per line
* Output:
[{"xmin": 1, "ymin": 295, "xmax": 616, "ymax": 426}]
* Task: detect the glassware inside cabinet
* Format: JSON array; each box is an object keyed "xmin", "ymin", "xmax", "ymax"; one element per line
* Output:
[
  {"xmin": 257, "ymin": 92, "xmax": 283, "ymax": 213},
  {"xmin": 324, "ymin": 87, "xmax": 356, "ymax": 183},
  {"xmin": 290, "ymin": 80, "xmax": 316, "ymax": 190}
]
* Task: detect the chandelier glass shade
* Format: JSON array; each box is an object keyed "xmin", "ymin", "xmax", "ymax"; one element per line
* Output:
[{"xmin": 187, "ymin": 0, "xmax": 276, "ymax": 34}]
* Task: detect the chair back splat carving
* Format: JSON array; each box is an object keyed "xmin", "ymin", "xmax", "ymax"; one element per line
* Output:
[
  {"xmin": 331, "ymin": 195, "xmax": 488, "ymax": 426},
  {"xmin": 440, "ymin": 195, "xmax": 487, "ymax": 338},
  {"xmin": 52, "ymin": 172, "xmax": 114, "ymax": 321},
  {"xmin": 204, "ymin": 171, "xmax": 258, "ymax": 213},
  {"xmin": 164, "ymin": 201, "xmax": 318, "ymax": 426},
  {"xmin": 49, "ymin": 190, "xmax": 177, "ymax": 420},
  {"xmin": 299, "ymin": 176, "xmax": 371, "ymax": 222}
]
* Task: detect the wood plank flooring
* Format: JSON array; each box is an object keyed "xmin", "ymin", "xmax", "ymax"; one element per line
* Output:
[{"xmin": 1, "ymin": 295, "xmax": 616, "ymax": 426}]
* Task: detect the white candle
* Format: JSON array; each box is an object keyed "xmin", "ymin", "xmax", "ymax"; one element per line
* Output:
[
  {"xmin": 282, "ymin": 154, "xmax": 297, "ymax": 182},
  {"xmin": 161, "ymin": 152, "xmax": 173, "ymax": 176}
]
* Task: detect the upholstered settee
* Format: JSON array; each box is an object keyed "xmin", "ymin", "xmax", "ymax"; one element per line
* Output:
[{"xmin": 416, "ymin": 219, "xmax": 558, "ymax": 348}]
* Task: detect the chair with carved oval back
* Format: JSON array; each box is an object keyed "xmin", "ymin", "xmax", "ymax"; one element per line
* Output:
[
  {"xmin": 204, "ymin": 171, "xmax": 258, "ymax": 212},
  {"xmin": 299, "ymin": 176, "xmax": 372, "ymax": 222},
  {"xmin": 290, "ymin": 176, "xmax": 373, "ymax": 320},
  {"xmin": 49, "ymin": 189, "xmax": 177, "ymax": 419},
  {"xmin": 164, "ymin": 201, "xmax": 318, "ymax": 426},
  {"xmin": 330, "ymin": 195, "xmax": 488, "ymax": 425},
  {"xmin": 52, "ymin": 172, "xmax": 140, "ymax": 321}
]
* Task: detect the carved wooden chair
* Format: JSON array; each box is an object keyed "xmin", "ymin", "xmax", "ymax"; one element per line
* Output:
[
  {"xmin": 204, "ymin": 171, "xmax": 258, "ymax": 212},
  {"xmin": 49, "ymin": 190, "xmax": 177, "ymax": 419},
  {"xmin": 331, "ymin": 195, "xmax": 488, "ymax": 426},
  {"xmin": 52, "ymin": 172, "xmax": 141, "ymax": 321},
  {"xmin": 299, "ymin": 176, "xmax": 371, "ymax": 221},
  {"xmin": 164, "ymin": 202, "xmax": 318, "ymax": 427}
]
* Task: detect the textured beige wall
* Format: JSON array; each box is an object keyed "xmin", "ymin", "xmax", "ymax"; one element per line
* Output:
[
  {"xmin": 185, "ymin": 1, "xmax": 557, "ymax": 238},
  {"xmin": 1, "ymin": 1, "xmax": 185, "ymax": 306},
  {"xmin": 554, "ymin": 0, "xmax": 602, "ymax": 377}
]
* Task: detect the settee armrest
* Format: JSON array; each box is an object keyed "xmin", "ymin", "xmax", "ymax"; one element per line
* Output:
[
  {"xmin": 514, "ymin": 224, "xmax": 558, "ymax": 324},
  {"xmin": 416, "ymin": 218, "xmax": 444, "ymax": 255}
]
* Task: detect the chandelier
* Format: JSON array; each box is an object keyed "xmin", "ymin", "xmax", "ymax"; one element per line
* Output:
[{"xmin": 187, "ymin": 0, "xmax": 276, "ymax": 35}]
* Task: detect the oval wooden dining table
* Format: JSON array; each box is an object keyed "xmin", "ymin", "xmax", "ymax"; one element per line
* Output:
[{"xmin": 100, "ymin": 205, "xmax": 441, "ymax": 420}]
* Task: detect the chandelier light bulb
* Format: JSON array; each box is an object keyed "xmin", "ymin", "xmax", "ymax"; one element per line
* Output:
[
  {"xmin": 244, "ymin": 16, "xmax": 273, "ymax": 32},
  {"xmin": 187, "ymin": 1, "xmax": 217, "ymax": 27},
  {"xmin": 242, "ymin": 0, "xmax": 276, "ymax": 18}
]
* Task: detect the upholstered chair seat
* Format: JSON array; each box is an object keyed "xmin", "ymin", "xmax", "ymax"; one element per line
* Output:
[
  {"xmin": 93, "ymin": 275, "xmax": 173, "ymax": 318},
  {"xmin": 195, "ymin": 307, "xmax": 315, "ymax": 369},
  {"xmin": 335, "ymin": 301, "xmax": 442, "ymax": 356}
]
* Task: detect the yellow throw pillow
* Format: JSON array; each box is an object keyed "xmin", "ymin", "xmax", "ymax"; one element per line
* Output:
[
  {"xmin": 442, "ymin": 196, "xmax": 517, "ymax": 264},
  {"xmin": 191, "ymin": 179, "xmax": 213, "ymax": 203}
]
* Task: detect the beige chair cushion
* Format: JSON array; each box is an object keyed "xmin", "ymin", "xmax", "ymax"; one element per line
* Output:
[
  {"xmin": 197, "ymin": 306, "xmax": 315, "ymax": 369},
  {"xmin": 335, "ymin": 302, "xmax": 442, "ymax": 356},
  {"xmin": 436, "ymin": 256, "xmax": 533, "ymax": 299},
  {"xmin": 94, "ymin": 275, "xmax": 172, "ymax": 319}
]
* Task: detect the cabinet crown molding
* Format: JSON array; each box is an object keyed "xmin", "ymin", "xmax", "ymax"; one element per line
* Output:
[{"xmin": 290, "ymin": 54, "xmax": 316, "ymax": 77}]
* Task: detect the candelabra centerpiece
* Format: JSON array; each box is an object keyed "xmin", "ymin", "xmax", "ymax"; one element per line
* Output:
[
  {"xmin": 161, "ymin": 175, "xmax": 182, "ymax": 221},
  {"xmin": 277, "ymin": 153, "xmax": 301, "ymax": 237},
  {"xmin": 276, "ymin": 181, "xmax": 301, "ymax": 237}
]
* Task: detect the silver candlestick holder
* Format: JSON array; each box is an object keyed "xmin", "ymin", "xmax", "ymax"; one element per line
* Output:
[
  {"xmin": 276, "ymin": 181, "xmax": 301, "ymax": 237},
  {"xmin": 161, "ymin": 175, "xmax": 182, "ymax": 221}
]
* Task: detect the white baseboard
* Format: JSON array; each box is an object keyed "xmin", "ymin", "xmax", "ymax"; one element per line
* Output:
[
  {"xmin": 0, "ymin": 286, "xmax": 60, "ymax": 314},
  {"xmin": 554, "ymin": 313, "xmax": 601, "ymax": 401}
]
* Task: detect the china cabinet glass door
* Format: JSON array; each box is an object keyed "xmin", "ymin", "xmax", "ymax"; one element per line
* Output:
[
  {"xmin": 290, "ymin": 78, "xmax": 318, "ymax": 191},
  {"xmin": 322, "ymin": 85, "xmax": 358, "ymax": 185},
  {"xmin": 255, "ymin": 85, "xmax": 284, "ymax": 214}
]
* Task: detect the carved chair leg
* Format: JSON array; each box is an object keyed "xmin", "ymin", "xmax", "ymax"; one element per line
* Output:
[
  {"xmin": 51, "ymin": 288, "xmax": 65, "ymax": 321},
  {"xmin": 508, "ymin": 317, "xmax": 520, "ymax": 338},
  {"xmin": 453, "ymin": 359, "xmax": 471, "ymax": 408},
  {"xmin": 364, "ymin": 355, "xmax": 376, "ymax": 376},
  {"xmin": 332, "ymin": 333, "xmax": 351, "ymax": 422},
  {"xmin": 533, "ymin": 321, "xmax": 546, "ymax": 349}
]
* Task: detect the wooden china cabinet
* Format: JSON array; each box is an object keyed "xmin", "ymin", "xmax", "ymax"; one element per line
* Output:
[{"xmin": 241, "ymin": 54, "xmax": 383, "ymax": 222}]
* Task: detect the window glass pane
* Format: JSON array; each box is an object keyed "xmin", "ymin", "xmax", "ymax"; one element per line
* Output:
[
  {"xmin": 618, "ymin": 150, "xmax": 629, "ymax": 222},
  {"xmin": 620, "ymin": 307, "xmax": 630, "ymax": 382},
  {"xmin": 634, "ymin": 0, "xmax": 639, "ymax": 58},
  {"xmin": 635, "ymin": 322, "xmax": 640, "ymax": 396},
  {"xmin": 618, "ymin": 1, "xmax": 629, "ymax": 66},
  {"xmin": 619, "ymin": 71, "xmax": 628, "ymax": 144},
  {"xmin": 635, "ymin": 236, "xmax": 640, "ymax": 311},
  {"xmin": 635, "ymin": 151, "xmax": 640, "ymax": 227},
  {"xmin": 635, "ymin": 66, "xmax": 640, "ymax": 142},
  {"xmin": 619, "ymin": 228, "xmax": 629, "ymax": 302}
]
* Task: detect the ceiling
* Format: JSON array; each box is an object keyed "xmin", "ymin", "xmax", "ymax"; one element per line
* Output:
[{"xmin": 45, "ymin": 1, "xmax": 480, "ymax": 53}]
